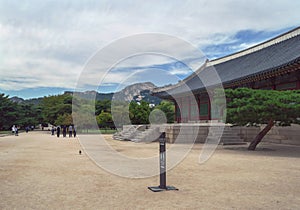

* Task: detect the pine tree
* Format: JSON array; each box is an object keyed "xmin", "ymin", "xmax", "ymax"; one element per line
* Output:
[{"xmin": 223, "ymin": 88, "xmax": 300, "ymax": 150}]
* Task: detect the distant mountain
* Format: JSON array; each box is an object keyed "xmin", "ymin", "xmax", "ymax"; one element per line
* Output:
[
  {"xmin": 133, "ymin": 89, "xmax": 161, "ymax": 105},
  {"xmin": 112, "ymin": 82, "xmax": 157, "ymax": 102},
  {"xmin": 9, "ymin": 96, "xmax": 25, "ymax": 104},
  {"xmin": 65, "ymin": 90, "xmax": 114, "ymax": 101},
  {"xmin": 26, "ymin": 97, "xmax": 44, "ymax": 105},
  {"xmin": 70, "ymin": 82, "xmax": 160, "ymax": 104},
  {"xmin": 9, "ymin": 96, "xmax": 44, "ymax": 105},
  {"xmin": 8, "ymin": 82, "xmax": 162, "ymax": 105}
]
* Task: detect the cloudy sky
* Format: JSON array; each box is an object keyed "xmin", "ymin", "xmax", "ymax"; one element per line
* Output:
[{"xmin": 1, "ymin": 0, "xmax": 300, "ymax": 98}]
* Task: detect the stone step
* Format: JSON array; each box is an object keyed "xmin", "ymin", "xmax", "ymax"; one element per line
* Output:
[
  {"xmin": 209, "ymin": 130, "xmax": 238, "ymax": 134},
  {"xmin": 212, "ymin": 136, "xmax": 240, "ymax": 139},
  {"xmin": 221, "ymin": 137, "xmax": 246, "ymax": 145},
  {"xmin": 220, "ymin": 137, "xmax": 242, "ymax": 140},
  {"xmin": 130, "ymin": 127, "xmax": 161, "ymax": 143},
  {"xmin": 221, "ymin": 141, "xmax": 247, "ymax": 145},
  {"xmin": 207, "ymin": 127, "xmax": 246, "ymax": 145}
]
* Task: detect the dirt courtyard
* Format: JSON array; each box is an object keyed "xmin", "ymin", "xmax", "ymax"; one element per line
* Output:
[{"xmin": 0, "ymin": 131, "xmax": 299, "ymax": 209}]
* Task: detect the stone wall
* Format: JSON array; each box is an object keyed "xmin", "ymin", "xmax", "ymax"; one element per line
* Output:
[
  {"xmin": 164, "ymin": 124, "xmax": 300, "ymax": 145},
  {"xmin": 164, "ymin": 124, "xmax": 209, "ymax": 144},
  {"xmin": 121, "ymin": 124, "xmax": 300, "ymax": 146},
  {"xmin": 240, "ymin": 124, "xmax": 300, "ymax": 146}
]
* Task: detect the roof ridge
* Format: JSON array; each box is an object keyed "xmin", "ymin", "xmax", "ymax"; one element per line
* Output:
[{"xmin": 207, "ymin": 26, "xmax": 300, "ymax": 66}]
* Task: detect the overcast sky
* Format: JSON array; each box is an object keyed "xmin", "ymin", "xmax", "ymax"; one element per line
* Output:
[{"xmin": 1, "ymin": 0, "xmax": 300, "ymax": 98}]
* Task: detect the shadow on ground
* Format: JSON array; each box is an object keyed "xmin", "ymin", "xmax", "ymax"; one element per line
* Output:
[{"xmin": 223, "ymin": 143, "xmax": 300, "ymax": 158}]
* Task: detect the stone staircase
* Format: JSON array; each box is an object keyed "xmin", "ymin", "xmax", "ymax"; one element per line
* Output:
[
  {"xmin": 207, "ymin": 126, "xmax": 246, "ymax": 145},
  {"xmin": 131, "ymin": 126, "xmax": 162, "ymax": 143},
  {"xmin": 114, "ymin": 125, "xmax": 246, "ymax": 145},
  {"xmin": 113, "ymin": 125, "xmax": 163, "ymax": 143},
  {"xmin": 113, "ymin": 125, "xmax": 142, "ymax": 141}
]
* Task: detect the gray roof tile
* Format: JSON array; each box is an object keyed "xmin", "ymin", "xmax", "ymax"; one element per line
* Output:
[{"xmin": 155, "ymin": 32, "xmax": 300, "ymax": 97}]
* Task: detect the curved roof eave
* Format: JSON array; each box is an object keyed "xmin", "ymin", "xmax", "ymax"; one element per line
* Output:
[{"xmin": 153, "ymin": 26, "xmax": 300, "ymax": 98}]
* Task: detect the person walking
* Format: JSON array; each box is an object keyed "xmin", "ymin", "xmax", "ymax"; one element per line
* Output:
[
  {"xmin": 15, "ymin": 126, "xmax": 18, "ymax": 136},
  {"xmin": 62, "ymin": 125, "xmax": 67, "ymax": 138},
  {"xmin": 68, "ymin": 125, "xmax": 72, "ymax": 137},
  {"xmin": 73, "ymin": 125, "xmax": 76, "ymax": 138},
  {"xmin": 12, "ymin": 125, "xmax": 16, "ymax": 135},
  {"xmin": 51, "ymin": 126, "xmax": 55, "ymax": 135},
  {"xmin": 56, "ymin": 126, "xmax": 61, "ymax": 138}
]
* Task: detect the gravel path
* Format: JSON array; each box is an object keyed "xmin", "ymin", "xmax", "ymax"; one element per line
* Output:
[{"xmin": 0, "ymin": 131, "xmax": 300, "ymax": 209}]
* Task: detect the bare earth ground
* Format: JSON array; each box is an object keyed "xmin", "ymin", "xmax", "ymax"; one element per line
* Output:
[{"xmin": 0, "ymin": 131, "xmax": 299, "ymax": 209}]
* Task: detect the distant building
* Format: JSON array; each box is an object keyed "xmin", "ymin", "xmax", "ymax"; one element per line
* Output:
[{"xmin": 153, "ymin": 27, "xmax": 300, "ymax": 123}]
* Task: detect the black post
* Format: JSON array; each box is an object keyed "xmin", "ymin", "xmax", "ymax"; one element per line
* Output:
[
  {"xmin": 148, "ymin": 132, "xmax": 178, "ymax": 192},
  {"xmin": 159, "ymin": 132, "xmax": 166, "ymax": 189}
]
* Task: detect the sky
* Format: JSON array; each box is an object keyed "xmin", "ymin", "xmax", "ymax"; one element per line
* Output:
[{"xmin": 0, "ymin": 0, "xmax": 300, "ymax": 99}]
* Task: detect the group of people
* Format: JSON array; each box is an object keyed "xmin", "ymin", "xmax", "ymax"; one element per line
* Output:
[
  {"xmin": 11, "ymin": 125, "xmax": 34, "ymax": 136},
  {"xmin": 52, "ymin": 125, "xmax": 76, "ymax": 138}
]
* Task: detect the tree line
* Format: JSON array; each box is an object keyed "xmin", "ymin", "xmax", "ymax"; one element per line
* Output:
[
  {"xmin": 0, "ymin": 93, "xmax": 42, "ymax": 130},
  {"xmin": 0, "ymin": 93, "xmax": 175, "ymax": 131},
  {"xmin": 1, "ymin": 88, "xmax": 299, "ymax": 151}
]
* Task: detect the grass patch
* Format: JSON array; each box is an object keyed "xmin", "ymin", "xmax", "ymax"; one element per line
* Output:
[
  {"xmin": 0, "ymin": 131, "xmax": 12, "ymax": 135},
  {"xmin": 100, "ymin": 129, "xmax": 117, "ymax": 134}
]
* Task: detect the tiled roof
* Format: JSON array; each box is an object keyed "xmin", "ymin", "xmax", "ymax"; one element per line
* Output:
[{"xmin": 153, "ymin": 27, "xmax": 300, "ymax": 98}]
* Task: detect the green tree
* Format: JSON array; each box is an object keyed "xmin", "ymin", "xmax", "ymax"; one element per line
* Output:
[
  {"xmin": 154, "ymin": 100, "xmax": 175, "ymax": 123},
  {"xmin": 0, "ymin": 94, "xmax": 19, "ymax": 130},
  {"xmin": 110, "ymin": 101, "xmax": 131, "ymax": 129},
  {"xmin": 224, "ymin": 88, "xmax": 300, "ymax": 150},
  {"xmin": 72, "ymin": 97, "xmax": 95, "ymax": 133},
  {"xmin": 55, "ymin": 113, "xmax": 73, "ymax": 126},
  {"xmin": 95, "ymin": 99, "xmax": 111, "ymax": 115},
  {"xmin": 16, "ymin": 103, "xmax": 39, "ymax": 128},
  {"xmin": 41, "ymin": 94, "xmax": 72, "ymax": 124},
  {"xmin": 129, "ymin": 101, "xmax": 151, "ymax": 124},
  {"xmin": 96, "ymin": 111, "xmax": 113, "ymax": 129}
]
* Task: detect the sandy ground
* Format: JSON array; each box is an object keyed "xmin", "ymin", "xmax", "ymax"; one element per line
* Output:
[{"xmin": 0, "ymin": 131, "xmax": 300, "ymax": 210}]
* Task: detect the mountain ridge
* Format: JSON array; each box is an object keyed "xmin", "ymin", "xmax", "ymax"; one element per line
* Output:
[{"xmin": 8, "ymin": 82, "xmax": 161, "ymax": 105}]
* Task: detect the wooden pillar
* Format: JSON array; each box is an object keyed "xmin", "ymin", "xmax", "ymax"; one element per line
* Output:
[
  {"xmin": 197, "ymin": 95, "xmax": 200, "ymax": 121},
  {"xmin": 174, "ymin": 100, "xmax": 178, "ymax": 123},
  {"xmin": 174, "ymin": 99, "xmax": 180, "ymax": 123},
  {"xmin": 188, "ymin": 96, "xmax": 191, "ymax": 122},
  {"xmin": 205, "ymin": 90, "xmax": 213, "ymax": 121},
  {"xmin": 297, "ymin": 78, "xmax": 300, "ymax": 89},
  {"xmin": 270, "ymin": 77, "xmax": 276, "ymax": 90},
  {"xmin": 208, "ymin": 96, "xmax": 211, "ymax": 120}
]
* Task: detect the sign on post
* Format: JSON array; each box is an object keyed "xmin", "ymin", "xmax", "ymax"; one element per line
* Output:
[{"xmin": 148, "ymin": 132, "xmax": 178, "ymax": 192}]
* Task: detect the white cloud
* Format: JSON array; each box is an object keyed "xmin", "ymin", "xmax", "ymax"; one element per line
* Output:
[
  {"xmin": 0, "ymin": 0, "xmax": 300, "ymax": 93},
  {"xmin": 169, "ymin": 67, "xmax": 193, "ymax": 76}
]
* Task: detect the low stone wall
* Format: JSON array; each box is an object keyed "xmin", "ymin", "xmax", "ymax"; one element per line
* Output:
[
  {"xmin": 122, "ymin": 124, "xmax": 300, "ymax": 146},
  {"xmin": 164, "ymin": 124, "xmax": 300, "ymax": 145},
  {"xmin": 164, "ymin": 124, "xmax": 209, "ymax": 144},
  {"xmin": 240, "ymin": 124, "xmax": 300, "ymax": 146}
]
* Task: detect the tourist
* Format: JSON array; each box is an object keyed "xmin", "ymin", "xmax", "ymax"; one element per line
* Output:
[
  {"xmin": 11, "ymin": 125, "xmax": 16, "ymax": 134},
  {"xmin": 68, "ymin": 125, "xmax": 72, "ymax": 137},
  {"xmin": 73, "ymin": 125, "xmax": 76, "ymax": 138},
  {"xmin": 62, "ymin": 125, "xmax": 67, "ymax": 137},
  {"xmin": 51, "ymin": 126, "xmax": 55, "ymax": 135},
  {"xmin": 15, "ymin": 126, "xmax": 18, "ymax": 136},
  {"xmin": 56, "ymin": 126, "xmax": 61, "ymax": 138}
]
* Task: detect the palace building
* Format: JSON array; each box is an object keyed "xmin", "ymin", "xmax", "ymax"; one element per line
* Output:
[{"xmin": 153, "ymin": 27, "xmax": 300, "ymax": 123}]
